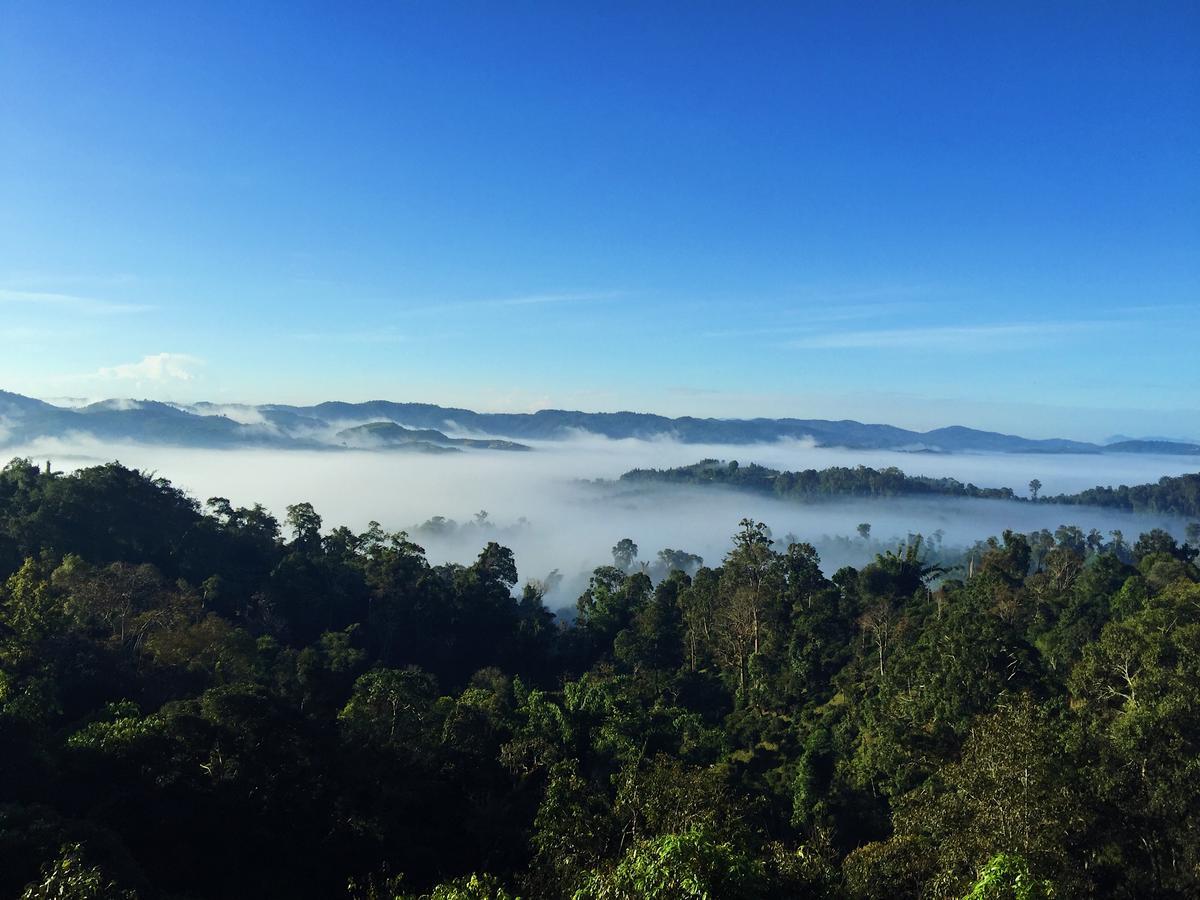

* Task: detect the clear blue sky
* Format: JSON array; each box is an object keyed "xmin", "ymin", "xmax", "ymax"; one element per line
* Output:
[{"xmin": 1, "ymin": 2, "xmax": 1197, "ymax": 440}]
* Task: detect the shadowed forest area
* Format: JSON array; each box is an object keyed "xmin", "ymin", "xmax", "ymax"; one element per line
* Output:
[{"xmin": 2, "ymin": 457, "xmax": 1200, "ymax": 898}]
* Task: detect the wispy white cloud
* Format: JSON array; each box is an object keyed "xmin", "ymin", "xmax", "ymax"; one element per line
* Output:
[
  {"xmin": 97, "ymin": 353, "xmax": 203, "ymax": 382},
  {"xmin": 289, "ymin": 292, "xmax": 626, "ymax": 336},
  {"xmin": 88, "ymin": 398, "xmax": 145, "ymax": 411},
  {"xmin": 0, "ymin": 289, "xmax": 152, "ymax": 315},
  {"xmin": 1121, "ymin": 302, "xmax": 1199, "ymax": 317},
  {"xmin": 700, "ymin": 301, "xmax": 930, "ymax": 339},
  {"xmin": 1, "ymin": 272, "xmax": 141, "ymax": 288},
  {"xmin": 39, "ymin": 397, "xmax": 93, "ymax": 409},
  {"xmin": 181, "ymin": 402, "xmax": 271, "ymax": 426},
  {"xmin": 788, "ymin": 321, "xmax": 1109, "ymax": 350},
  {"xmin": 782, "ymin": 283, "xmax": 941, "ymax": 304},
  {"xmin": 0, "ymin": 325, "xmax": 58, "ymax": 341},
  {"xmin": 289, "ymin": 329, "xmax": 410, "ymax": 344},
  {"xmin": 489, "ymin": 291, "xmax": 623, "ymax": 307},
  {"xmin": 395, "ymin": 290, "xmax": 626, "ymax": 316}
]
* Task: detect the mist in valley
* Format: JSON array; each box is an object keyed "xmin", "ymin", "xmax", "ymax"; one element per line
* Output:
[{"xmin": 5, "ymin": 431, "xmax": 1195, "ymax": 614}]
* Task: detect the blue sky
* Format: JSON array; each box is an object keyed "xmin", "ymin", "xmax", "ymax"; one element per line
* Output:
[{"xmin": 1, "ymin": 2, "xmax": 1196, "ymax": 440}]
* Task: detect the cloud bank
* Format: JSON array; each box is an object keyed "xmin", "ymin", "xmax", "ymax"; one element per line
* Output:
[
  {"xmin": 97, "ymin": 353, "xmax": 204, "ymax": 382},
  {"xmin": 3, "ymin": 433, "xmax": 1192, "ymax": 611}
]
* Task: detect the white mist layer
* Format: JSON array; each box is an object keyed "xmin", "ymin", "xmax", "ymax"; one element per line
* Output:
[{"xmin": 4, "ymin": 435, "xmax": 1195, "ymax": 610}]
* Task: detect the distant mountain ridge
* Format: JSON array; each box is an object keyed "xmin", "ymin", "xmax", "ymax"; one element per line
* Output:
[
  {"xmin": 1101, "ymin": 440, "xmax": 1200, "ymax": 456},
  {"xmin": 334, "ymin": 421, "xmax": 531, "ymax": 452},
  {"xmin": 1, "ymin": 389, "xmax": 1198, "ymax": 456}
]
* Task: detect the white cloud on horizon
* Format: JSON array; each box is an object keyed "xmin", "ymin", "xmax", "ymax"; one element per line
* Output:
[{"xmin": 97, "ymin": 353, "xmax": 203, "ymax": 382}]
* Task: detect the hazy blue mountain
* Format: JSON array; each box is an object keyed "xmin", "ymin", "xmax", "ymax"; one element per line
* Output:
[
  {"xmin": 334, "ymin": 421, "xmax": 530, "ymax": 452},
  {"xmin": 1103, "ymin": 439, "xmax": 1200, "ymax": 455},
  {"xmin": 1106, "ymin": 433, "xmax": 1200, "ymax": 445},
  {"xmin": 0, "ymin": 391, "xmax": 306, "ymax": 449},
  {"xmin": 271, "ymin": 400, "xmax": 1111, "ymax": 453},
  {"xmin": 1, "ymin": 390, "xmax": 1198, "ymax": 456}
]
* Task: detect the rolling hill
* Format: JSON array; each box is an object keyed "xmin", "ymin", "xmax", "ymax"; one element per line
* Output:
[{"xmin": 2, "ymin": 390, "xmax": 1197, "ymax": 456}]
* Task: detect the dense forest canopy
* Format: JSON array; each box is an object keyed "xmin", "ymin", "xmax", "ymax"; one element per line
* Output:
[
  {"xmin": 621, "ymin": 459, "xmax": 1200, "ymax": 518},
  {"xmin": 2, "ymin": 456, "xmax": 1200, "ymax": 898}
]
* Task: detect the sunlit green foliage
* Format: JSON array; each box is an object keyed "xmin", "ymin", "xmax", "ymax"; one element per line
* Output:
[{"xmin": 19, "ymin": 843, "xmax": 138, "ymax": 900}]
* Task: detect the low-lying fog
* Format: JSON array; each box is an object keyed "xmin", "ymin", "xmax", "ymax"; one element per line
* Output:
[{"xmin": 5, "ymin": 435, "xmax": 1196, "ymax": 612}]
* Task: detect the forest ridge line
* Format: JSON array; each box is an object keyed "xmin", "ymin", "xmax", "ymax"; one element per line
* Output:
[{"xmin": 618, "ymin": 459, "xmax": 1200, "ymax": 519}]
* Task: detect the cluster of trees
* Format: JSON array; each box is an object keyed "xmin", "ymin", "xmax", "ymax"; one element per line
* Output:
[
  {"xmin": 409, "ymin": 510, "xmax": 530, "ymax": 542},
  {"xmin": 2, "ymin": 457, "xmax": 1200, "ymax": 898},
  {"xmin": 620, "ymin": 460, "xmax": 1023, "ymax": 502},
  {"xmin": 1048, "ymin": 471, "xmax": 1200, "ymax": 518},
  {"xmin": 621, "ymin": 460, "xmax": 1200, "ymax": 519}
]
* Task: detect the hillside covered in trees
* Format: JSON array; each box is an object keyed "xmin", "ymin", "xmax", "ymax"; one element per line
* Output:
[
  {"xmin": 620, "ymin": 459, "xmax": 1200, "ymax": 519},
  {"xmin": 2, "ymin": 457, "xmax": 1200, "ymax": 898}
]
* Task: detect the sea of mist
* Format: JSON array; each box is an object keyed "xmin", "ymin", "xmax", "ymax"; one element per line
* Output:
[{"xmin": 4, "ymin": 433, "xmax": 1196, "ymax": 611}]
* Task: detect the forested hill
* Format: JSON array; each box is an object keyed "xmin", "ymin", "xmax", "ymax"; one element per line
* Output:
[
  {"xmin": 1048, "ymin": 473, "xmax": 1200, "ymax": 518},
  {"xmin": 5, "ymin": 388, "xmax": 1200, "ymax": 455},
  {"xmin": 620, "ymin": 459, "xmax": 1200, "ymax": 518},
  {"xmin": 620, "ymin": 459, "xmax": 1022, "ymax": 501},
  {"xmin": 3, "ymin": 455, "xmax": 1200, "ymax": 898}
]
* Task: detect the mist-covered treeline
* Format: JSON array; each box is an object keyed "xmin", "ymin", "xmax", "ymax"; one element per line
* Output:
[
  {"xmin": 2, "ymin": 457, "xmax": 1200, "ymax": 898},
  {"xmin": 1048, "ymin": 471, "xmax": 1200, "ymax": 518},
  {"xmin": 621, "ymin": 459, "xmax": 1023, "ymax": 501},
  {"xmin": 621, "ymin": 458, "xmax": 1200, "ymax": 517}
]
